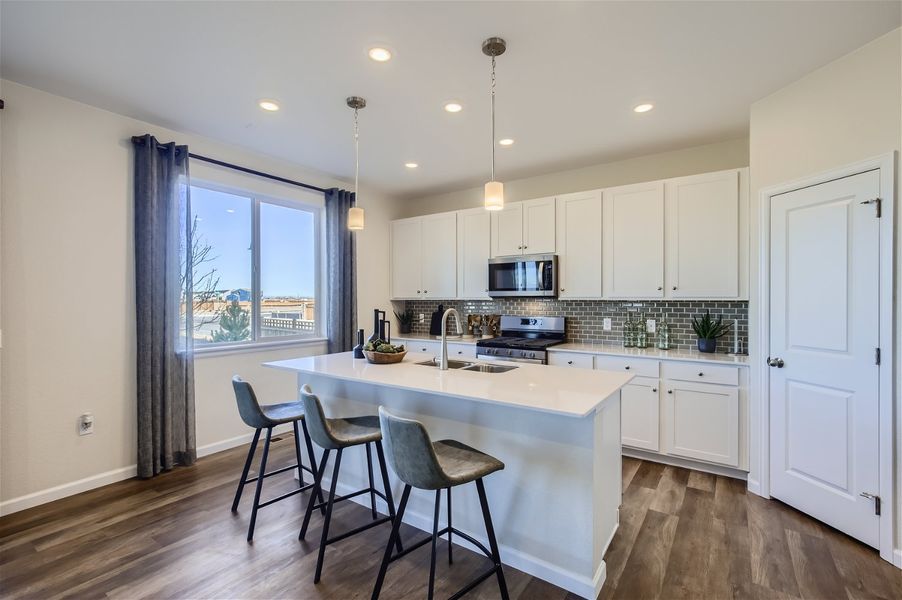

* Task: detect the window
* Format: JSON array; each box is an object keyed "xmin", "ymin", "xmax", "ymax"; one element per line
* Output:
[{"xmin": 186, "ymin": 182, "xmax": 321, "ymax": 347}]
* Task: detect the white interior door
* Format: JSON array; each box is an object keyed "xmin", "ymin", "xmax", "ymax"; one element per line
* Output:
[{"xmin": 769, "ymin": 169, "xmax": 881, "ymax": 548}]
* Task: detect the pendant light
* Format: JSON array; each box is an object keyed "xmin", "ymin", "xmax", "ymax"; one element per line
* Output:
[
  {"xmin": 347, "ymin": 96, "xmax": 366, "ymax": 230},
  {"xmin": 482, "ymin": 37, "xmax": 506, "ymax": 211}
]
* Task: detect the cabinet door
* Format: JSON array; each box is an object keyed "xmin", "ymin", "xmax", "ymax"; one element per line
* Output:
[
  {"xmin": 663, "ymin": 380, "xmax": 739, "ymax": 467},
  {"xmin": 491, "ymin": 203, "xmax": 523, "ymax": 257},
  {"xmin": 603, "ymin": 182, "xmax": 664, "ymax": 298},
  {"xmin": 665, "ymin": 169, "xmax": 741, "ymax": 298},
  {"xmin": 391, "ymin": 218, "xmax": 422, "ymax": 299},
  {"xmin": 457, "ymin": 208, "xmax": 491, "ymax": 299},
  {"xmin": 556, "ymin": 191, "xmax": 602, "ymax": 298},
  {"xmin": 420, "ymin": 213, "xmax": 457, "ymax": 298},
  {"xmin": 621, "ymin": 377, "xmax": 660, "ymax": 451},
  {"xmin": 522, "ymin": 197, "xmax": 556, "ymax": 254}
]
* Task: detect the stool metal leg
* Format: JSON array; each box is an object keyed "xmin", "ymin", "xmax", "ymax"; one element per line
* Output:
[
  {"xmin": 476, "ymin": 478, "xmax": 509, "ymax": 600},
  {"xmin": 365, "ymin": 442, "xmax": 377, "ymax": 519},
  {"xmin": 371, "ymin": 484, "xmax": 411, "ymax": 600},
  {"xmin": 300, "ymin": 448, "xmax": 331, "ymax": 541},
  {"xmin": 427, "ymin": 489, "xmax": 441, "ymax": 600},
  {"xmin": 292, "ymin": 421, "xmax": 305, "ymax": 487},
  {"xmin": 247, "ymin": 427, "xmax": 272, "ymax": 542},
  {"xmin": 447, "ymin": 487, "xmax": 453, "ymax": 564},
  {"xmin": 314, "ymin": 448, "xmax": 343, "ymax": 584},
  {"xmin": 375, "ymin": 441, "xmax": 403, "ymax": 554},
  {"xmin": 231, "ymin": 428, "xmax": 261, "ymax": 512},
  {"xmin": 300, "ymin": 418, "xmax": 326, "ymax": 513}
]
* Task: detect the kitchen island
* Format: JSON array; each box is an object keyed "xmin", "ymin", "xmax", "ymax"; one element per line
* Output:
[{"xmin": 264, "ymin": 351, "xmax": 633, "ymax": 599}]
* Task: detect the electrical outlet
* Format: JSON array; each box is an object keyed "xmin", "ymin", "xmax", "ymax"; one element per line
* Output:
[
  {"xmin": 603, "ymin": 318, "xmax": 612, "ymax": 331},
  {"xmin": 79, "ymin": 413, "xmax": 94, "ymax": 436},
  {"xmin": 646, "ymin": 319, "xmax": 656, "ymax": 334},
  {"xmin": 418, "ymin": 313, "xmax": 425, "ymax": 323}
]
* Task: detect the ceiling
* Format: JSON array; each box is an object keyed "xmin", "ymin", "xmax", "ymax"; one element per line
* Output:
[{"xmin": 2, "ymin": 1, "xmax": 899, "ymax": 199}]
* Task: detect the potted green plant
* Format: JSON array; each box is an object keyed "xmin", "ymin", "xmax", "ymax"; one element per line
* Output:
[
  {"xmin": 394, "ymin": 309, "xmax": 415, "ymax": 334},
  {"xmin": 691, "ymin": 310, "xmax": 732, "ymax": 353}
]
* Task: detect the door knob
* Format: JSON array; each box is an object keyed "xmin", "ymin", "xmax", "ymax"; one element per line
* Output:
[{"xmin": 768, "ymin": 357, "xmax": 785, "ymax": 368}]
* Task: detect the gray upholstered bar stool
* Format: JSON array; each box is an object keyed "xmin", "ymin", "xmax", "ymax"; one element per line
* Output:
[
  {"xmin": 231, "ymin": 376, "xmax": 324, "ymax": 542},
  {"xmin": 298, "ymin": 385, "xmax": 403, "ymax": 584},
  {"xmin": 372, "ymin": 407, "xmax": 509, "ymax": 600}
]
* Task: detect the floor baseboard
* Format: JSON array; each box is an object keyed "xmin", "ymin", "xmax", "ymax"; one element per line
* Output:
[{"xmin": 0, "ymin": 464, "xmax": 137, "ymax": 517}]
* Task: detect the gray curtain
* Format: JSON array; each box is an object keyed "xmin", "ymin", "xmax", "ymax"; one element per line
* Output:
[
  {"xmin": 324, "ymin": 188, "xmax": 357, "ymax": 353},
  {"xmin": 133, "ymin": 134, "xmax": 196, "ymax": 478}
]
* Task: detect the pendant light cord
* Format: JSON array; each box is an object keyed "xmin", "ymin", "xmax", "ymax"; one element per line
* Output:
[
  {"xmin": 353, "ymin": 107, "xmax": 360, "ymax": 201},
  {"xmin": 490, "ymin": 54, "xmax": 496, "ymax": 182}
]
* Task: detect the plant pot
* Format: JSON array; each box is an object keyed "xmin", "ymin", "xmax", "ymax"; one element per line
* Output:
[
  {"xmin": 398, "ymin": 324, "xmax": 412, "ymax": 334},
  {"xmin": 697, "ymin": 338, "xmax": 717, "ymax": 353}
]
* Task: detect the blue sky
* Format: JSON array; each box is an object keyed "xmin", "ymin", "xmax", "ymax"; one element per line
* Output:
[{"xmin": 191, "ymin": 186, "xmax": 316, "ymax": 297}]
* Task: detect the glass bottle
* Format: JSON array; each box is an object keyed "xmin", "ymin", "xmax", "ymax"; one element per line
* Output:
[
  {"xmin": 622, "ymin": 313, "xmax": 634, "ymax": 348},
  {"xmin": 635, "ymin": 314, "xmax": 648, "ymax": 348},
  {"xmin": 657, "ymin": 317, "xmax": 671, "ymax": 350}
]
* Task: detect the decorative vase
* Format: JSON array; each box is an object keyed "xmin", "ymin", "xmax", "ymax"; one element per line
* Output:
[
  {"xmin": 697, "ymin": 338, "xmax": 717, "ymax": 353},
  {"xmin": 398, "ymin": 323, "xmax": 412, "ymax": 334}
]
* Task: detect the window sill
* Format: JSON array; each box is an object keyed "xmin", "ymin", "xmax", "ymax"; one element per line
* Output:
[{"xmin": 192, "ymin": 337, "xmax": 328, "ymax": 358}]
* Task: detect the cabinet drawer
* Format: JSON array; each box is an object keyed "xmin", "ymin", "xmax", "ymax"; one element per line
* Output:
[
  {"xmin": 410, "ymin": 341, "xmax": 441, "ymax": 355},
  {"xmin": 594, "ymin": 355, "xmax": 659, "ymax": 378},
  {"xmin": 548, "ymin": 351, "xmax": 594, "ymax": 369},
  {"xmin": 447, "ymin": 343, "xmax": 477, "ymax": 360},
  {"xmin": 662, "ymin": 361, "xmax": 739, "ymax": 386}
]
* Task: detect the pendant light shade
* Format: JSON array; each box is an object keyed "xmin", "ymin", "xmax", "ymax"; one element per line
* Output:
[
  {"xmin": 348, "ymin": 206, "xmax": 365, "ymax": 230},
  {"xmin": 484, "ymin": 181, "xmax": 504, "ymax": 211},
  {"xmin": 482, "ymin": 37, "xmax": 506, "ymax": 211},
  {"xmin": 346, "ymin": 96, "xmax": 366, "ymax": 231}
]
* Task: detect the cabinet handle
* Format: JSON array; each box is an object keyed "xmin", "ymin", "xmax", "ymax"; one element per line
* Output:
[
  {"xmin": 417, "ymin": 290, "xmax": 421, "ymax": 294},
  {"xmin": 667, "ymin": 390, "xmax": 673, "ymax": 394},
  {"xmin": 567, "ymin": 361, "xmax": 573, "ymax": 365},
  {"xmin": 657, "ymin": 286, "xmax": 663, "ymax": 291},
  {"xmin": 672, "ymin": 286, "xmax": 677, "ymax": 291},
  {"xmin": 698, "ymin": 372, "xmax": 704, "ymax": 377},
  {"xmin": 457, "ymin": 351, "xmax": 463, "ymax": 355},
  {"xmin": 561, "ymin": 288, "xmax": 566, "ymax": 292},
  {"xmin": 652, "ymin": 388, "xmax": 658, "ymax": 393},
  {"xmin": 624, "ymin": 366, "xmax": 630, "ymax": 370}
]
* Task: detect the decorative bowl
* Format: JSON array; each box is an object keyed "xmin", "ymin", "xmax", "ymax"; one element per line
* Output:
[{"xmin": 363, "ymin": 350, "xmax": 407, "ymax": 364}]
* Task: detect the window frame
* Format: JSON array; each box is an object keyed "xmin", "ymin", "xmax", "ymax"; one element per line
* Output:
[{"xmin": 187, "ymin": 178, "xmax": 325, "ymax": 351}]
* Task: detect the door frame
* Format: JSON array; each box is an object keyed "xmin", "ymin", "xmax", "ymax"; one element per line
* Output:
[{"xmin": 752, "ymin": 152, "xmax": 897, "ymax": 564}]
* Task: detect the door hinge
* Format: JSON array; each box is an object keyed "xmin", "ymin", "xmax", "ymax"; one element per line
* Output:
[
  {"xmin": 860, "ymin": 492, "xmax": 881, "ymax": 515},
  {"xmin": 860, "ymin": 197, "xmax": 882, "ymax": 218},
  {"xmin": 875, "ymin": 347, "xmax": 881, "ymax": 365}
]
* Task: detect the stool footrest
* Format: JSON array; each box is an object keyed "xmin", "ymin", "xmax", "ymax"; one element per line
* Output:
[
  {"xmin": 325, "ymin": 515, "xmax": 393, "ymax": 545},
  {"xmin": 308, "ymin": 486, "xmax": 388, "ymax": 511},
  {"xmin": 257, "ymin": 482, "xmax": 318, "ymax": 508},
  {"xmin": 388, "ymin": 526, "xmax": 492, "ymax": 564},
  {"xmin": 448, "ymin": 565, "xmax": 502, "ymax": 600},
  {"xmin": 244, "ymin": 461, "xmax": 316, "ymax": 484}
]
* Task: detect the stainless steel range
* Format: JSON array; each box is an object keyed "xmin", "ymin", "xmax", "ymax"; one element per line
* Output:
[{"xmin": 476, "ymin": 316, "xmax": 565, "ymax": 364}]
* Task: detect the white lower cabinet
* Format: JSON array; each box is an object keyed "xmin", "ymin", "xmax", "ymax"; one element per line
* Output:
[
  {"xmin": 620, "ymin": 377, "xmax": 660, "ymax": 452},
  {"xmin": 410, "ymin": 340, "xmax": 441, "ymax": 356},
  {"xmin": 447, "ymin": 343, "xmax": 477, "ymax": 360},
  {"xmin": 662, "ymin": 379, "xmax": 740, "ymax": 467},
  {"xmin": 547, "ymin": 351, "xmax": 594, "ymax": 369}
]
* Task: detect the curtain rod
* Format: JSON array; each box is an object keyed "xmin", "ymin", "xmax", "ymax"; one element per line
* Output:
[{"xmin": 131, "ymin": 135, "xmax": 330, "ymax": 194}]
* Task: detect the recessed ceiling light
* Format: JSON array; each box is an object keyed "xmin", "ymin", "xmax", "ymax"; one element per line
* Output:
[
  {"xmin": 258, "ymin": 99, "xmax": 280, "ymax": 112},
  {"xmin": 444, "ymin": 102, "xmax": 463, "ymax": 113},
  {"xmin": 498, "ymin": 138, "xmax": 514, "ymax": 146},
  {"xmin": 633, "ymin": 103, "xmax": 654, "ymax": 113},
  {"xmin": 226, "ymin": 209, "xmax": 235, "ymax": 214},
  {"xmin": 405, "ymin": 162, "xmax": 419, "ymax": 169},
  {"xmin": 368, "ymin": 47, "xmax": 392, "ymax": 62}
]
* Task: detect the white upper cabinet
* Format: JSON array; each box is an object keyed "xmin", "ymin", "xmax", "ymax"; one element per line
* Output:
[
  {"xmin": 556, "ymin": 190, "xmax": 602, "ymax": 298},
  {"xmin": 491, "ymin": 203, "xmax": 523, "ymax": 257},
  {"xmin": 603, "ymin": 181, "xmax": 665, "ymax": 298},
  {"xmin": 457, "ymin": 208, "xmax": 491, "ymax": 299},
  {"xmin": 665, "ymin": 168, "xmax": 747, "ymax": 299},
  {"xmin": 390, "ymin": 217, "xmax": 424, "ymax": 299},
  {"xmin": 491, "ymin": 197, "xmax": 556, "ymax": 257},
  {"xmin": 420, "ymin": 212, "xmax": 457, "ymax": 298},
  {"xmin": 522, "ymin": 197, "xmax": 557, "ymax": 254},
  {"xmin": 391, "ymin": 213, "xmax": 457, "ymax": 299}
]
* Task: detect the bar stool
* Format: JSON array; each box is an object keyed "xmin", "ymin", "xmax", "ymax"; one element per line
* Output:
[
  {"xmin": 231, "ymin": 376, "xmax": 324, "ymax": 542},
  {"xmin": 298, "ymin": 385, "xmax": 403, "ymax": 584},
  {"xmin": 372, "ymin": 407, "xmax": 509, "ymax": 600}
]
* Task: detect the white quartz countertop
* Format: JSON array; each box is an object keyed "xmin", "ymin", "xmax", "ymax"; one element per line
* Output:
[
  {"xmin": 264, "ymin": 351, "xmax": 633, "ymax": 418},
  {"xmin": 394, "ymin": 335, "xmax": 749, "ymax": 366}
]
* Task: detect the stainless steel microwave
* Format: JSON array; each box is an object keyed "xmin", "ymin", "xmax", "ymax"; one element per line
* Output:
[{"xmin": 487, "ymin": 254, "xmax": 558, "ymax": 297}]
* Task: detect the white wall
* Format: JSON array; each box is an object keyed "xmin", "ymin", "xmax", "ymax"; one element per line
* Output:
[
  {"xmin": 400, "ymin": 137, "xmax": 749, "ymax": 217},
  {"xmin": 0, "ymin": 81, "xmax": 402, "ymax": 513},
  {"xmin": 748, "ymin": 28, "xmax": 901, "ymax": 557}
]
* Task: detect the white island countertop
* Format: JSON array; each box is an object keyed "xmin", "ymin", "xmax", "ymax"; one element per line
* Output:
[{"xmin": 264, "ymin": 351, "xmax": 633, "ymax": 418}]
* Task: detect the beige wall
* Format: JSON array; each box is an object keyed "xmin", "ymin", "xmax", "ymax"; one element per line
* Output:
[
  {"xmin": 400, "ymin": 137, "xmax": 749, "ymax": 217},
  {"xmin": 0, "ymin": 81, "xmax": 402, "ymax": 511},
  {"xmin": 748, "ymin": 28, "xmax": 901, "ymax": 553}
]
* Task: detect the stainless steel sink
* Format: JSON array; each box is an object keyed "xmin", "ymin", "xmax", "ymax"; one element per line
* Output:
[
  {"xmin": 415, "ymin": 359, "xmax": 474, "ymax": 369},
  {"xmin": 461, "ymin": 363, "xmax": 519, "ymax": 374}
]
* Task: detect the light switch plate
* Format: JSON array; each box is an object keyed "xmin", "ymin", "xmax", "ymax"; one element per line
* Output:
[
  {"xmin": 646, "ymin": 319, "xmax": 656, "ymax": 334},
  {"xmin": 603, "ymin": 318, "xmax": 612, "ymax": 331}
]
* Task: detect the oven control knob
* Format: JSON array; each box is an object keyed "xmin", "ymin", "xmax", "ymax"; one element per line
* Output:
[
  {"xmin": 507, "ymin": 349, "xmax": 513, "ymax": 356},
  {"xmin": 529, "ymin": 352, "xmax": 536, "ymax": 359}
]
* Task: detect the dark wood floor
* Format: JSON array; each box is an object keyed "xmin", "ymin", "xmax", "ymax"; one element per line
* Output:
[{"xmin": 1, "ymin": 437, "xmax": 899, "ymax": 600}]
